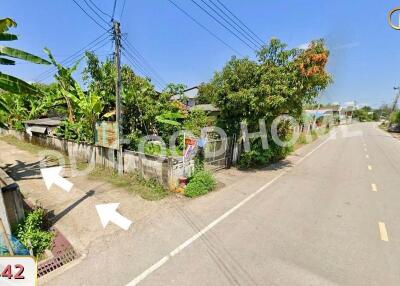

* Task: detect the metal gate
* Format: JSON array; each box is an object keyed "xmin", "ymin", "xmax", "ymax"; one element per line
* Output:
[{"xmin": 204, "ymin": 137, "xmax": 228, "ymax": 170}]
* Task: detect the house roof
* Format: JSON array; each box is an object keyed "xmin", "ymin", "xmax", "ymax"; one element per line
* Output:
[
  {"xmin": 23, "ymin": 117, "xmax": 63, "ymax": 126},
  {"xmin": 171, "ymin": 86, "xmax": 199, "ymax": 100}
]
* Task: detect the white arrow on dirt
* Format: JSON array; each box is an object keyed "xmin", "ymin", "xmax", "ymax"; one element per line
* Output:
[
  {"xmin": 95, "ymin": 203, "xmax": 132, "ymax": 231},
  {"xmin": 40, "ymin": 166, "xmax": 73, "ymax": 192}
]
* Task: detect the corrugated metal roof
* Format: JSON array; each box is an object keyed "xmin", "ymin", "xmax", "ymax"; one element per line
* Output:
[
  {"xmin": 30, "ymin": 126, "xmax": 47, "ymax": 134},
  {"xmin": 24, "ymin": 117, "xmax": 62, "ymax": 126}
]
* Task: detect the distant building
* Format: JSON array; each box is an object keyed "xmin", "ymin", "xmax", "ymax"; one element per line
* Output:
[
  {"xmin": 171, "ymin": 86, "xmax": 199, "ymax": 107},
  {"xmin": 23, "ymin": 117, "xmax": 63, "ymax": 136}
]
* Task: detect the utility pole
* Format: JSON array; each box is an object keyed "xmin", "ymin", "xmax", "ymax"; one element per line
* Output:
[
  {"xmin": 392, "ymin": 87, "xmax": 400, "ymax": 112},
  {"xmin": 113, "ymin": 21, "xmax": 123, "ymax": 175}
]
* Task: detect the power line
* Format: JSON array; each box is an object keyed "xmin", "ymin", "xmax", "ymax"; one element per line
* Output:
[
  {"xmin": 122, "ymin": 37, "xmax": 167, "ymax": 86},
  {"xmin": 120, "ymin": 0, "xmax": 127, "ymax": 20},
  {"xmin": 37, "ymin": 38, "xmax": 112, "ymax": 83},
  {"xmin": 189, "ymin": 0, "xmax": 257, "ymax": 51},
  {"xmin": 34, "ymin": 32, "xmax": 111, "ymax": 81},
  {"xmin": 121, "ymin": 48, "xmax": 166, "ymax": 90},
  {"xmin": 122, "ymin": 51, "xmax": 166, "ymax": 90},
  {"xmin": 122, "ymin": 52, "xmax": 165, "ymax": 91},
  {"xmin": 167, "ymin": 0, "xmax": 242, "ymax": 55},
  {"xmin": 197, "ymin": 0, "xmax": 260, "ymax": 49},
  {"xmin": 87, "ymin": 0, "xmax": 113, "ymax": 19},
  {"xmin": 214, "ymin": 0, "xmax": 264, "ymax": 45},
  {"xmin": 208, "ymin": 0, "xmax": 263, "ymax": 47},
  {"xmin": 112, "ymin": 0, "xmax": 118, "ymax": 20},
  {"xmin": 71, "ymin": 0, "xmax": 110, "ymax": 31},
  {"xmin": 35, "ymin": 33, "xmax": 112, "ymax": 82},
  {"xmin": 82, "ymin": 0, "xmax": 111, "ymax": 25}
]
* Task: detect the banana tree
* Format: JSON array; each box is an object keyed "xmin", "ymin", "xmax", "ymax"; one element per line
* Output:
[{"xmin": 0, "ymin": 18, "xmax": 50, "ymax": 95}]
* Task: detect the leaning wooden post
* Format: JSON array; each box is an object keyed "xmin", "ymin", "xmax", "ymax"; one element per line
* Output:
[{"xmin": 0, "ymin": 218, "xmax": 14, "ymax": 255}]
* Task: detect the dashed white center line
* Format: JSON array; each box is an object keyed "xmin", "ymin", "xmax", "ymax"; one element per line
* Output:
[
  {"xmin": 364, "ymin": 148, "xmax": 368, "ymax": 152},
  {"xmin": 371, "ymin": 184, "xmax": 378, "ymax": 192},
  {"xmin": 379, "ymin": 222, "xmax": 389, "ymax": 242},
  {"xmin": 366, "ymin": 154, "xmax": 370, "ymax": 159}
]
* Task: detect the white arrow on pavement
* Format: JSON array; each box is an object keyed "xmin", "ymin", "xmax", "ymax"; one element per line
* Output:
[
  {"xmin": 95, "ymin": 203, "xmax": 132, "ymax": 231},
  {"xmin": 40, "ymin": 166, "xmax": 73, "ymax": 192}
]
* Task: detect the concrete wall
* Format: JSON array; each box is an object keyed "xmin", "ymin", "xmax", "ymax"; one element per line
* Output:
[
  {"xmin": 0, "ymin": 168, "xmax": 24, "ymax": 234},
  {"xmin": 0, "ymin": 129, "xmax": 194, "ymax": 189}
]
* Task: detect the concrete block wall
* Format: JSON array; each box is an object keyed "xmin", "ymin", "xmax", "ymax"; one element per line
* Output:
[
  {"xmin": 0, "ymin": 129, "xmax": 192, "ymax": 189},
  {"xmin": 0, "ymin": 168, "xmax": 24, "ymax": 234}
]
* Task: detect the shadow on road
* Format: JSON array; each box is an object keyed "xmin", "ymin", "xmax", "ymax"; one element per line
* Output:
[{"xmin": 46, "ymin": 190, "xmax": 96, "ymax": 225}]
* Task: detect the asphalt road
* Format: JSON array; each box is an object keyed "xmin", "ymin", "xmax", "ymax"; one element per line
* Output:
[{"xmin": 43, "ymin": 123, "xmax": 400, "ymax": 286}]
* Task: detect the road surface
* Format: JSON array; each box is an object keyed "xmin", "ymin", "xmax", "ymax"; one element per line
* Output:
[{"xmin": 37, "ymin": 123, "xmax": 400, "ymax": 285}]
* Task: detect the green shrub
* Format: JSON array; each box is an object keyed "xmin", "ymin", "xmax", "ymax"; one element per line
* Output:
[
  {"xmin": 185, "ymin": 170, "xmax": 216, "ymax": 198},
  {"xmin": 390, "ymin": 111, "xmax": 400, "ymax": 124},
  {"xmin": 238, "ymin": 138, "xmax": 292, "ymax": 169},
  {"xmin": 14, "ymin": 208, "xmax": 54, "ymax": 257}
]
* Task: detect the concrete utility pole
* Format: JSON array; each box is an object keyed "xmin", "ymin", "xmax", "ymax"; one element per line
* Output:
[
  {"xmin": 392, "ymin": 87, "xmax": 400, "ymax": 112},
  {"xmin": 113, "ymin": 21, "xmax": 123, "ymax": 175}
]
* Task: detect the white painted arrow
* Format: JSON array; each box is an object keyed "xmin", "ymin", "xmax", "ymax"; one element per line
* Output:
[
  {"xmin": 95, "ymin": 203, "xmax": 132, "ymax": 231},
  {"xmin": 40, "ymin": 166, "xmax": 73, "ymax": 192}
]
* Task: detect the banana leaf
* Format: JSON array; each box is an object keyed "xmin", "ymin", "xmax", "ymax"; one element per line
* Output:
[
  {"xmin": 0, "ymin": 33, "xmax": 17, "ymax": 41},
  {"xmin": 0, "ymin": 18, "xmax": 17, "ymax": 33},
  {"xmin": 0, "ymin": 97, "xmax": 8, "ymax": 112},
  {"xmin": 0, "ymin": 46, "xmax": 50, "ymax": 65},
  {"xmin": 0, "ymin": 72, "xmax": 39, "ymax": 94},
  {"xmin": 0, "ymin": 57, "xmax": 15, "ymax": 65}
]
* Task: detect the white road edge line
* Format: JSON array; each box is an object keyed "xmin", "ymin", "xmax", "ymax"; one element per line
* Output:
[
  {"xmin": 125, "ymin": 130, "xmax": 337, "ymax": 286},
  {"xmin": 379, "ymin": 222, "xmax": 389, "ymax": 242}
]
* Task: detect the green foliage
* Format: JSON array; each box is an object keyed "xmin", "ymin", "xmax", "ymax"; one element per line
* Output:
[
  {"xmin": 185, "ymin": 170, "xmax": 216, "ymax": 198},
  {"xmin": 0, "ymin": 83, "xmax": 63, "ymax": 129},
  {"xmin": 200, "ymin": 38, "xmax": 331, "ymax": 167},
  {"xmin": 390, "ymin": 110, "xmax": 400, "ymax": 124},
  {"xmin": 44, "ymin": 49, "xmax": 104, "ymax": 143},
  {"xmin": 353, "ymin": 106, "xmax": 374, "ymax": 122},
  {"xmin": 184, "ymin": 109, "xmax": 208, "ymax": 136},
  {"xmin": 238, "ymin": 138, "xmax": 293, "ymax": 169},
  {"xmin": 56, "ymin": 121, "xmax": 89, "ymax": 142},
  {"xmin": 0, "ymin": 18, "xmax": 50, "ymax": 96},
  {"xmin": 14, "ymin": 208, "xmax": 53, "ymax": 257}
]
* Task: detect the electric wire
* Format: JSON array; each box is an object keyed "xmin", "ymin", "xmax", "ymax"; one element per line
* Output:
[
  {"xmin": 71, "ymin": 0, "xmax": 110, "ymax": 30},
  {"xmin": 35, "ymin": 34, "xmax": 112, "ymax": 82},
  {"xmin": 189, "ymin": 0, "xmax": 256, "ymax": 51},
  {"xmin": 122, "ymin": 37, "xmax": 167, "ymax": 87},
  {"xmin": 197, "ymin": 0, "xmax": 260, "ymax": 49},
  {"xmin": 34, "ymin": 32, "xmax": 111, "ymax": 81},
  {"xmin": 167, "ymin": 0, "xmax": 242, "ymax": 55},
  {"xmin": 120, "ymin": 0, "xmax": 127, "ymax": 20},
  {"xmin": 82, "ymin": 0, "xmax": 111, "ymax": 26},
  {"xmin": 87, "ymin": 0, "xmax": 113, "ymax": 19},
  {"xmin": 214, "ymin": 0, "xmax": 264, "ymax": 44},
  {"xmin": 121, "ymin": 48, "xmax": 165, "ymax": 90},
  {"xmin": 208, "ymin": 0, "xmax": 263, "ymax": 46},
  {"xmin": 112, "ymin": 0, "xmax": 118, "ymax": 20}
]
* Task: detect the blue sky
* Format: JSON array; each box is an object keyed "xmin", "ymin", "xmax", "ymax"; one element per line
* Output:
[{"xmin": 3, "ymin": 0, "xmax": 400, "ymax": 108}]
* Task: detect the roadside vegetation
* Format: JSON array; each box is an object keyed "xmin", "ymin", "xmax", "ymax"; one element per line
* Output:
[
  {"xmin": 0, "ymin": 17, "xmax": 335, "ymax": 198},
  {"xmin": 89, "ymin": 167, "xmax": 168, "ymax": 201},
  {"xmin": 13, "ymin": 208, "xmax": 53, "ymax": 258}
]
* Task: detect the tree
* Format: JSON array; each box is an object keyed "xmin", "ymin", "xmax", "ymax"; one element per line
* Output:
[
  {"xmin": 0, "ymin": 18, "xmax": 50, "ymax": 94},
  {"xmin": 201, "ymin": 38, "xmax": 332, "ymax": 167},
  {"xmin": 44, "ymin": 49, "xmax": 104, "ymax": 143}
]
